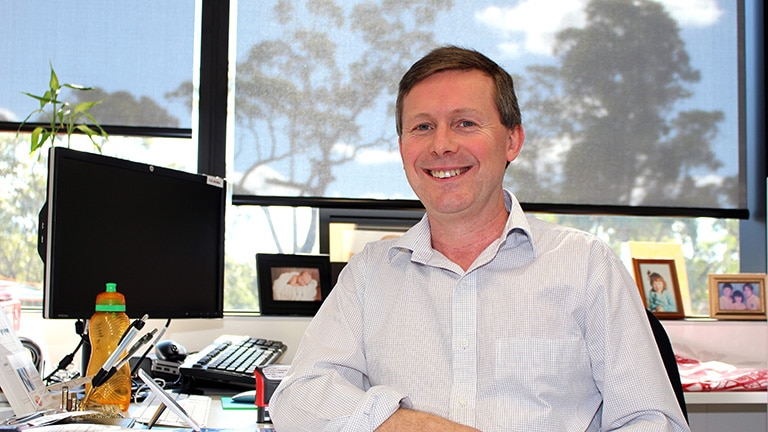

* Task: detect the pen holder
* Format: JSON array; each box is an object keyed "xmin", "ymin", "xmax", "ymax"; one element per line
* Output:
[{"xmin": 84, "ymin": 283, "xmax": 132, "ymax": 412}]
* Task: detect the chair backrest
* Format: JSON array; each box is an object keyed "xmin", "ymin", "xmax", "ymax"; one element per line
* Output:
[
  {"xmin": 19, "ymin": 336, "xmax": 43, "ymax": 372},
  {"xmin": 645, "ymin": 309, "xmax": 688, "ymax": 423}
]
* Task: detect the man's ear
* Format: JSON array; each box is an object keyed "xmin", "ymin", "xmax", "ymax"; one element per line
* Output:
[{"xmin": 506, "ymin": 125, "xmax": 525, "ymax": 163}]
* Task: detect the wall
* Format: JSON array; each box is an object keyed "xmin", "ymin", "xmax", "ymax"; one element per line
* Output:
[{"xmin": 17, "ymin": 312, "xmax": 312, "ymax": 371}]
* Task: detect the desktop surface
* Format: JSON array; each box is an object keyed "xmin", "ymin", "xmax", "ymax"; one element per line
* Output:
[{"xmin": 130, "ymin": 395, "xmax": 273, "ymax": 431}]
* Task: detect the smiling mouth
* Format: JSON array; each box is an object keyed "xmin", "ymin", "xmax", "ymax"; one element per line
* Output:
[{"xmin": 428, "ymin": 168, "xmax": 469, "ymax": 179}]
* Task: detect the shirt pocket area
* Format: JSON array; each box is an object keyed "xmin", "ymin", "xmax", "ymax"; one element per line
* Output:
[{"xmin": 493, "ymin": 337, "xmax": 593, "ymax": 428}]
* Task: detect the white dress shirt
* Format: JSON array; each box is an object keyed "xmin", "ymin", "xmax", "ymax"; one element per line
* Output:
[{"xmin": 270, "ymin": 190, "xmax": 690, "ymax": 432}]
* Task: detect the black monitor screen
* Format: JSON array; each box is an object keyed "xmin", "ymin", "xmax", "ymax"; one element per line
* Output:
[{"xmin": 40, "ymin": 147, "xmax": 226, "ymax": 319}]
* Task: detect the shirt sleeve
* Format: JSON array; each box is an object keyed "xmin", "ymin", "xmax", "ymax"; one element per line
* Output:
[
  {"xmin": 269, "ymin": 254, "xmax": 409, "ymax": 431},
  {"xmin": 583, "ymin": 242, "xmax": 689, "ymax": 431}
]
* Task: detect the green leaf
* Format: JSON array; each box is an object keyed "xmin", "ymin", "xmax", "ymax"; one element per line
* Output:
[
  {"xmin": 74, "ymin": 101, "xmax": 98, "ymax": 114},
  {"xmin": 40, "ymin": 130, "xmax": 52, "ymax": 146},
  {"xmin": 20, "ymin": 62, "xmax": 108, "ymax": 155},
  {"xmin": 82, "ymin": 113, "xmax": 108, "ymax": 138},
  {"xmin": 64, "ymin": 83, "xmax": 93, "ymax": 91},
  {"xmin": 22, "ymin": 92, "xmax": 49, "ymax": 104},
  {"xmin": 75, "ymin": 124, "xmax": 96, "ymax": 135},
  {"xmin": 30, "ymin": 127, "xmax": 43, "ymax": 152},
  {"xmin": 40, "ymin": 90, "xmax": 55, "ymax": 108},
  {"xmin": 76, "ymin": 125, "xmax": 104, "ymax": 152},
  {"xmin": 49, "ymin": 64, "xmax": 59, "ymax": 90}
]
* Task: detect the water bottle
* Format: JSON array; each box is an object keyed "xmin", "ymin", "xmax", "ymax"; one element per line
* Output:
[{"xmin": 84, "ymin": 282, "xmax": 132, "ymax": 412}]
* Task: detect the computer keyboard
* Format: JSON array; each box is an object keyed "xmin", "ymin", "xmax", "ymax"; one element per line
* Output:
[{"xmin": 178, "ymin": 335, "xmax": 287, "ymax": 389}]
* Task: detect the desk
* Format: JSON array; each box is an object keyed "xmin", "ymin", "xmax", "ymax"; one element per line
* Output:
[
  {"xmin": 684, "ymin": 391, "xmax": 767, "ymax": 432},
  {"xmin": 129, "ymin": 396, "xmax": 272, "ymax": 431},
  {"xmin": 203, "ymin": 397, "xmax": 268, "ymax": 430},
  {"xmin": 684, "ymin": 391, "xmax": 767, "ymax": 405},
  {"xmin": 191, "ymin": 393, "xmax": 768, "ymax": 431}
]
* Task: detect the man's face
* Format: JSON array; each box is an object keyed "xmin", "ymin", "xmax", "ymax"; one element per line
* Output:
[{"xmin": 398, "ymin": 69, "xmax": 523, "ymax": 218}]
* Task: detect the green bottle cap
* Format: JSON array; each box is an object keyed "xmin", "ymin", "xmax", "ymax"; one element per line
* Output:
[{"xmin": 95, "ymin": 282, "xmax": 126, "ymax": 312}]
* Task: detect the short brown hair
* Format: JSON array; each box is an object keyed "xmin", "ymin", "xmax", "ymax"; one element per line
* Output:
[{"xmin": 396, "ymin": 46, "xmax": 522, "ymax": 137}]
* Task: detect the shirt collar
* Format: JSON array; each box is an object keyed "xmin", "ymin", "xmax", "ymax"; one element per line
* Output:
[
  {"xmin": 502, "ymin": 188, "xmax": 532, "ymax": 240},
  {"xmin": 388, "ymin": 189, "xmax": 534, "ymax": 263}
]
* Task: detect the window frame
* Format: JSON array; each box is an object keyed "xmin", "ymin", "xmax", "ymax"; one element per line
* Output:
[
  {"xmin": 217, "ymin": 0, "xmax": 763, "ymax": 273},
  {"xmin": 1, "ymin": 0, "xmax": 763, "ymax": 300}
]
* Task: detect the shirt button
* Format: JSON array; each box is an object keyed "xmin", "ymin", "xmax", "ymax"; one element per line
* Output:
[
  {"xmin": 460, "ymin": 339, "xmax": 468, "ymax": 349},
  {"xmin": 459, "ymin": 397, "xmax": 467, "ymax": 407}
]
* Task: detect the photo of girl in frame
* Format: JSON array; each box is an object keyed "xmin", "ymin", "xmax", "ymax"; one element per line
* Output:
[{"xmin": 632, "ymin": 258, "xmax": 685, "ymax": 319}]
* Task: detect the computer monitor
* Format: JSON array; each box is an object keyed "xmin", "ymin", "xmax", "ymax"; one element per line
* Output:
[{"xmin": 39, "ymin": 147, "xmax": 226, "ymax": 319}]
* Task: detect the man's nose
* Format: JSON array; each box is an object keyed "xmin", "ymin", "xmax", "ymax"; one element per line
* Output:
[{"xmin": 430, "ymin": 124, "xmax": 458, "ymax": 155}]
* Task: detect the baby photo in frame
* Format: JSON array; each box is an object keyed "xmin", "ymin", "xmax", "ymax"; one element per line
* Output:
[
  {"xmin": 256, "ymin": 253, "xmax": 332, "ymax": 316},
  {"xmin": 708, "ymin": 273, "xmax": 767, "ymax": 320},
  {"xmin": 632, "ymin": 258, "xmax": 685, "ymax": 319}
]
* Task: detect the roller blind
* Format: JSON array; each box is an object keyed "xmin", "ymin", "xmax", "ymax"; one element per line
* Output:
[{"xmin": 231, "ymin": 0, "xmax": 744, "ymax": 217}]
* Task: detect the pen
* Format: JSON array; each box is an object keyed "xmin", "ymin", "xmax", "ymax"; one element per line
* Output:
[
  {"xmin": 114, "ymin": 328, "xmax": 158, "ymax": 371},
  {"xmin": 94, "ymin": 326, "xmax": 156, "ymax": 389},
  {"xmin": 92, "ymin": 314, "xmax": 149, "ymax": 387},
  {"xmin": 2, "ymin": 409, "xmax": 58, "ymax": 426},
  {"xmin": 81, "ymin": 315, "xmax": 149, "ymax": 407}
]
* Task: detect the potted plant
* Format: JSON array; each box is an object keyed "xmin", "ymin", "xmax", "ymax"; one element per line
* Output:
[{"xmin": 17, "ymin": 62, "xmax": 108, "ymax": 155}]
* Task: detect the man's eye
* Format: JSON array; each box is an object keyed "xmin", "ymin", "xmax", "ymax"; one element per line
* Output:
[
  {"xmin": 414, "ymin": 124, "xmax": 431, "ymax": 131},
  {"xmin": 458, "ymin": 120, "xmax": 476, "ymax": 128}
]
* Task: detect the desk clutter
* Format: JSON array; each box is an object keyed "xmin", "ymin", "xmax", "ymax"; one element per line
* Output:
[
  {"xmin": 134, "ymin": 392, "xmax": 212, "ymax": 428},
  {"xmin": 0, "ymin": 301, "xmax": 287, "ymax": 431}
]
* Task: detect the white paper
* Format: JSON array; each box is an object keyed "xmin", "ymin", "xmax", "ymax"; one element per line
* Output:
[{"xmin": 0, "ymin": 307, "xmax": 56, "ymax": 416}]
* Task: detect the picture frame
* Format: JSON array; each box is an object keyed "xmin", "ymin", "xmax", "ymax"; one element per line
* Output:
[
  {"xmin": 622, "ymin": 241, "xmax": 692, "ymax": 315},
  {"xmin": 708, "ymin": 273, "xmax": 767, "ymax": 320},
  {"xmin": 632, "ymin": 258, "xmax": 685, "ymax": 319},
  {"xmin": 319, "ymin": 208, "xmax": 424, "ymax": 284},
  {"xmin": 256, "ymin": 253, "xmax": 332, "ymax": 316}
]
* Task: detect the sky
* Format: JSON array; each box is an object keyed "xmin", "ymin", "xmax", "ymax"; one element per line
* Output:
[
  {"xmin": 0, "ymin": 0, "xmax": 749, "ymax": 268},
  {"xmin": 231, "ymin": 0, "xmax": 739, "ymax": 200},
  {"xmin": 0, "ymin": 0, "xmax": 741, "ymax": 201}
]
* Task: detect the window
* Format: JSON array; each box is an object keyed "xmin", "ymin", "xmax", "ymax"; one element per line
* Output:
[
  {"xmin": 231, "ymin": 0, "xmax": 742, "ymax": 212},
  {"xmin": 0, "ymin": 0, "xmax": 197, "ymax": 311},
  {"xmin": 228, "ymin": 0, "xmax": 760, "ymax": 316},
  {"xmin": 0, "ymin": 1, "xmax": 196, "ymax": 130},
  {"xmin": 0, "ymin": 0, "xmax": 762, "ymax": 318}
]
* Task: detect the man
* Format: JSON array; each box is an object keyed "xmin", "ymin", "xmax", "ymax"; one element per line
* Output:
[{"xmin": 270, "ymin": 46, "xmax": 689, "ymax": 431}]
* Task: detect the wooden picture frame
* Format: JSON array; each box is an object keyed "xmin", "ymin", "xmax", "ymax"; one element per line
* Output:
[
  {"xmin": 632, "ymin": 258, "xmax": 685, "ymax": 319},
  {"xmin": 256, "ymin": 253, "xmax": 332, "ymax": 316},
  {"xmin": 623, "ymin": 241, "xmax": 692, "ymax": 315},
  {"xmin": 708, "ymin": 273, "xmax": 767, "ymax": 320}
]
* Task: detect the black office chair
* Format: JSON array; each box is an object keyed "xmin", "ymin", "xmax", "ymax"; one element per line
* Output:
[
  {"xmin": 19, "ymin": 336, "xmax": 43, "ymax": 373},
  {"xmin": 645, "ymin": 309, "xmax": 688, "ymax": 423}
]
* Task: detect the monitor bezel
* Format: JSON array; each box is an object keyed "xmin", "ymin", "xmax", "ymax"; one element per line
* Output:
[{"xmin": 40, "ymin": 147, "xmax": 226, "ymax": 319}]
